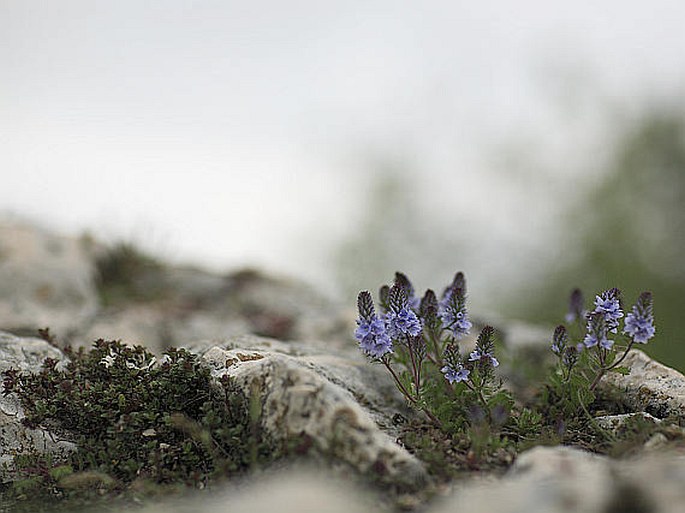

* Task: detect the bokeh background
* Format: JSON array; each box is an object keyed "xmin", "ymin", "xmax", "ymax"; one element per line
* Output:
[{"xmin": 1, "ymin": 1, "xmax": 684, "ymax": 367}]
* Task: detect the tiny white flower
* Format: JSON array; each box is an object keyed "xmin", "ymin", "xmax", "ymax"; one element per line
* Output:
[{"xmin": 100, "ymin": 353, "xmax": 116, "ymax": 368}]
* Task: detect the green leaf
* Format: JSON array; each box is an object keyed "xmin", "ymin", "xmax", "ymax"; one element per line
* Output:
[
  {"xmin": 49, "ymin": 464, "xmax": 74, "ymax": 481},
  {"xmin": 610, "ymin": 366, "xmax": 631, "ymax": 375}
]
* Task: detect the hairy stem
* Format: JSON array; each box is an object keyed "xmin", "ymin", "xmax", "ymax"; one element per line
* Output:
[
  {"xmin": 607, "ymin": 340, "xmax": 634, "ymax": 371},
  {"xmin": 382, "ymin": 359, "xmax": 415, "ymax": 404},
  {"xmin": 382, "ymin": 358, "xmax": 442, "ymax": 428},
  {"xmin": 590, "ymin": 341, "xmax": 635, "ymax": 391}
]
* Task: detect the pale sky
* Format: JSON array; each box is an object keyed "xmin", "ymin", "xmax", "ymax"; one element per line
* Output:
[{"xmin": 2, "ymin": 0, "xmax": 684, "ymax": 298}]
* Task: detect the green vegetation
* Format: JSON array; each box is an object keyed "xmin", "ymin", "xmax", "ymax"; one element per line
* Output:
[
  {"xmin": 94, "ymin": 242, "xmax": 170, "ymax": 306},
  {"xmin": 1, "ymin": 340, "xmax": 275, "ymax": 511},
  {"xmin": 506, "ymin": 110, "xmax": 685, "ymax": 371},
  {"xmin": 354, "ymin": 271, "xmax": 685, "ymax": 485}
]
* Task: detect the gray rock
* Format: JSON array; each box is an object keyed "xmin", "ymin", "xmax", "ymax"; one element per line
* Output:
[
  {"xmin": 0, "ymin": 331, "xmax": 75, "ymax": 482},
  {"xmin": 72, "ymin": 268, "xmax": 348, "ymax": 354},
  {"xmin": 75, "ymin": 303, "xmax": 253, "ymax": 354},
  {"xmin": 142, "ymin": 469, "xmax": 378, "ymax": 513},
  {"xmin": 601, "ymin": 349, "xmax": 685, "ymax": 420},
  {"xmin": 198, "ymin": 269, "xmax": 350, "ymax": 346},
  {"xmin": 434, "ymin": 446, "xmax": 612, "ymax": 513},
  {"xmin": 594, "ymin": 412, "xmax": 662, "ymax": 431},
  {"xmin": 0, "ymin": 220, "xmax": 99, "ymax": 337},
  {"xmin": 433, "ymin": 445, "xmax": 685, "ymax": 513},
  {"xmin": 643, "ymin": 432, "xmax": 670, "ymax": 451},
  {"xmin": 198, "ymin": 336, "xmax": 425, "ymax": 490}
]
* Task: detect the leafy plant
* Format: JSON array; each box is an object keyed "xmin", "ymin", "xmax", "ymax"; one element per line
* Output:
[
  {"xmin": 544, "ymin": 288, "xmax": 656, "ymax": 421},
  {"xmin": 2, "ymin": 339, "xmax": 273, "ymax": 501},
  {"xmin": 354, "ymin": 271, "xmax": 664, "ymax": 464},
  {"xmin": 354, "ymin": 272, "xmax": 514, "ymax": 445}
]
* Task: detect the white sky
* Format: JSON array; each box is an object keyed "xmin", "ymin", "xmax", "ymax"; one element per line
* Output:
[{"xmin": 2, "ymin": 0, "xmax": 684, "ymax": 298}]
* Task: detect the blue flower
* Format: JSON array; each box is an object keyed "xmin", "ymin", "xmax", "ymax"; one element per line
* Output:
[
  {"xmin": 565, "ymin": 288, "xmax": 586, "ymax": 323},
  {"xmin": 468, "ymin": 348, "xmax": 499, "ymax": 368},
  {"xmin": 592, "ymin": 288, "xmax": 623, "ymax": 333},
  {"xmin": 439, "ymin": 276, "xmax": 472, "ymax": 340},
  {"xmin": 441, "ymin": 309, "xmax": 472, "ymax": 339},
  {"xmin": 355, "ymin": 317, "xmax": 393, "ymax": 358},
  {"xmin": 551, "ymin": 325, "xmax": 568, "ymax": 355},
  {"xmin": 385, "ymin": 307, "xmax": 422, "ymax": 339},
  {"xmin": 441, "ymin": 363, "xmax": 470, "ymax": 384},
  {"xmin": 623, "ymin": 292, "xmax": 655, "ymax": 344},
  {"xmin": 394, "ymin": 272, "xmax": 421, "ymax": 311},
  {"xmin": 583, "ymin": 312, "xmax": 613, "ymax": 349},
  {"xmin": 355, "ymin": 290, "xmax": 393, "ymax": 358}
]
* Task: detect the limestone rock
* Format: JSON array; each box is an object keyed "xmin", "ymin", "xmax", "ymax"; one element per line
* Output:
[
  {"xmin": 434, "ymin": 445, "xmax": 685, "ymax": 513},
  {"xmin": 0, "ymin": 331, "xmax": 75, "ymax": 482},
  {"xmin": 198, "ymin": 336, "xmax": 425, "ymax": 490},
  {"xmin": 72, "ymin": 267, "xmax": 347, "ymax": 354},
  {"xmin": 76, "ymin": 303, "xmax": 253, "ymax": 354},
  {"xmin": 142, "ymin": 469, "xmax": 378, "ymax": 513},
  {"xmin": 0, "ymin": 220, "xmax": 99, "ymax": 337},
  {"xmin": 434, "ymin": 446, "xmax": 612, "ymax": 513},
  {"xmin": 594, "ymin": 412, "xmax": 662, "ymax": 431},
  {"xmin": 601, "ymin": 349, "xmax": 685, "ymax": 420}
]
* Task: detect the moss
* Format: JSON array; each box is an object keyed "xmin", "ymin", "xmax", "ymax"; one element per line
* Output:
[{"xmin": 1, "ymin": 340, "xmax": 278, "ymax": 511}]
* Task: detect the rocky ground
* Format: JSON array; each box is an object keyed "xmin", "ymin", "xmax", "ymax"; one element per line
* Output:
[{"xmin": 2, "ymin": 217, "xmax": 685, "ymax": 513}]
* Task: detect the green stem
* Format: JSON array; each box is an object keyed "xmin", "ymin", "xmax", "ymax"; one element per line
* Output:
[
  {"xmin": 590, "ymin": 340, "xmax": 635, "ymax": 392},
  {"xmin": 464, "ymin": 379, "xmax": 490, "ymax": 422},
  {"xmin": 382, "ymin": 359, "xmax": 415, "ymax": 404},
  {"xmin": 577, "ymin": 389, "xmax": 617, "ymax": 444},
  {"xmin": 607, "ymin": 340, "xmax": 634, "ymax": 371},
  {"xmin": 406, "ymin": 335, "xmax": 420, "ymax": 394},
  {"xmin": 382, "ymin": 358, "xmax": 442, "ymax": 428}
]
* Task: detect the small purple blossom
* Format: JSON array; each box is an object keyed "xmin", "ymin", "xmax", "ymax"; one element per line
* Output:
[
  {"xmin": 583, "ymin": 312, "xmax": 613, "ymax": 350},
  {"xmin": 441, "ymin": 363, "xmax": 470, "ymax": 384},
  {"xmin": 592, "ymin": 288, "xmax": 623, "ymax": 333},
  {"xmin": 419, "ymin": 289, "xmax": 439, "ymax": 330},
  {"xmin": 551, "ymin": 325, "xmax": 568, "ymax": 355},
  {"xmin": 385, "ymin": 307, "xmax": 422, "ymax": 339},
  {"xmin": 439, "ymin": 273, "xmax": 472, "ymax": 339},
  {"xmin": 468, "ymin": 348, "xmax": 500, "ymax": 368},
  {"xmin": 441, "ymin": 309, "xmax": 472, "ymax": 339},
  {"xmin": 355, "ymin": 317, "xmax": 393, "ymax": 358},
  {"xmin": 355, "ymin": 290, "xmax": 393, "ymax": 358},
  {"xmin": 394, "ymin": 272, "xmax": 420, "ymax": 311},
  {"xmin": 562, "ymin": 345, "xmax": 579, "ymax": 369},
  {"xmin": 565, "ymin": 288, "xmax": 586, "ymax": 323},
  {"xmin": 623, "ymin": 292, "xmax": 655, "ymax": 344}
]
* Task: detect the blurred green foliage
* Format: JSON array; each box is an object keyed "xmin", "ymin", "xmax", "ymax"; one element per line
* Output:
[{"xmin": 506, "ymin": 109, "xmax": 685, "ymax": 371}]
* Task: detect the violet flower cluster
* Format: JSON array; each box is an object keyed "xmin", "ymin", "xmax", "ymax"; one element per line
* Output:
[
  {"xmin": 623, "ymin": 292, "xmax": 656, "ymax": 344},
  {"xmin": 552, "ymin": 287, "xmax": 656, "ymax": 390},
  {"xmin": 354, "ymin": 272, "xmax": 502, "ymax": 426},
  {"xmin": 354, "ymin": 272, "xmax": 477, "ymax": 365},
  {"xmin": 354, "ymin": 290, "xmax": 393, "ymax": 359}
]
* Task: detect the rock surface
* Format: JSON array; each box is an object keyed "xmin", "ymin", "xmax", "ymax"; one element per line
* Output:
[
  {"xmin": 435, "ymin": 446, "xmax": 612, "ymax": 513},
  {"xmin": 142, "ymin": 469, "xmax": 378, "ymax": 513},
  {"xmin": 432, "ymin": 445, "xmax": 685, "ymax": 513},
  {"xmin": 5, "ymin": 219, "xmax": 685, "ymax": 513},
  {"xmin": 602, "ymin": 349, "xmax": 685, "ymax": 421},
  {"xmin": 0, "ymin": 331, "xmax": 75, "ymax": 482},
  {"xmin": 0, "ymin": 220, "xmax": 98, "ymax": 337},
  {"xmin": 75, "ymin": 267, "xmax": 348, "ymax": 353},
  {"xmin": 198, "ymin": 336, "xmax": 425, "ymax": 489}
]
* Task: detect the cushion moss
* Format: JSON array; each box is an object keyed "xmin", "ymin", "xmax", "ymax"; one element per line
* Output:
[{"xmin": 2, "ymin": 339, "xmax": 275, "ymax": 508}]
